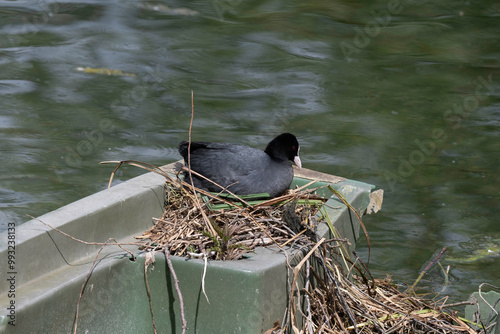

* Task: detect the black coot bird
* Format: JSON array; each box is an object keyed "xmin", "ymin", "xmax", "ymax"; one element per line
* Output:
[{"xmin": 178, "ymin": 133, "xmax": 301, "ymax": 198}]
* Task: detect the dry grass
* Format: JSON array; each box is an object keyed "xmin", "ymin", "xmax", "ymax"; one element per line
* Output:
[
  {"xmin": 291, "ymin": 265, "xmax": 476, "ymax": 333},
  {"xmin": 137, "ymin": 179, "xmax": 328, "ymax": 260}
]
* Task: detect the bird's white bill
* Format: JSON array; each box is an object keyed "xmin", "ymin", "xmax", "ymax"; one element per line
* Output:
[{"xmin": 294, "ymin": 156, "xmax": 302, "ymax": 168}]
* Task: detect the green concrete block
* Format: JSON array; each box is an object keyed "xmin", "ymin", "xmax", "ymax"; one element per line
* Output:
[{"xmin": 465, "ymin": 291, "xmax": 500, "ymax": 334}]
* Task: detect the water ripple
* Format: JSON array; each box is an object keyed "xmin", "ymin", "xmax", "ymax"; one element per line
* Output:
[{"xmin": 0, "ymin": 79, "xmax": 36, "ymax": 95}]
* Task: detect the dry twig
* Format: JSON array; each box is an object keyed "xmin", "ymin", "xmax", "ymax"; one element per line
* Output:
[{"xmin": 164, "ymin": 247, "xmax": 187, "ymax": 334}]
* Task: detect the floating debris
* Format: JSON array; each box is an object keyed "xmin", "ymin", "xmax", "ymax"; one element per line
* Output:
[
  {"xmin": 137, "ymin": 3, "xmax": 199, "ymax": 16},
  {"xmin": 448, "ymin": 235, "xmax": 500, "ymax": 264},
  {"xmin": 75, "ymin": 67, "xmax": 136, "ymax": 77}
]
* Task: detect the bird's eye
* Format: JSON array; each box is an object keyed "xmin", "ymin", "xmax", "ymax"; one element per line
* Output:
[{"xmin": 292, "ymin": 146, "xmax": 296, "ymax": 150}]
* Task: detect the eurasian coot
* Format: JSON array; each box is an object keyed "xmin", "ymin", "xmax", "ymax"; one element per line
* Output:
[{"xmin": 178, "ymin": 133, "xmax": 301, "ymax": 198}]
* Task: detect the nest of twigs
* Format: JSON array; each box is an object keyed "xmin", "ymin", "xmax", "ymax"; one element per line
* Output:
[
  {"xmin": 136, "ymin": 170, "xmax": 328, "ymax": 260},
  {"xmin": 101, "ymin": 160, "xmax": 476, "ymax": 334}
]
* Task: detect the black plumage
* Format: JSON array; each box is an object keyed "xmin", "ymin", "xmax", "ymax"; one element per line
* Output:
[{"xmin": 178, "ymin": 133, "xmax": 301, "ymax": 198}]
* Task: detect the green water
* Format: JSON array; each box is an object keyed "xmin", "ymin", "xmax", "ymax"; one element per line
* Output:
[{"xmin": 1, "ymin": 0, "xmax": 499, "ymax": 303}]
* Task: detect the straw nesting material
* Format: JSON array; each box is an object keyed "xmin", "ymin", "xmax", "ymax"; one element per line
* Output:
[{"xmin": 136, "ymin": 181, "xmax": 325, "ymax": 260}]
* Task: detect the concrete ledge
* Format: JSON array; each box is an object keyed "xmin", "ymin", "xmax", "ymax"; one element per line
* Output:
[
  {"xmin": 0, "ymin": 170, "xmax": 166, "ymax": 296},
  {"xmin": 0, "ymin": 162, "xmax": 377, "ymax": 333}
]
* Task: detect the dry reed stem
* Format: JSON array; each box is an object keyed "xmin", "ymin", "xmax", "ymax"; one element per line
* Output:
[
  {"xmin": 164, "ymin": 246, "xmax": 187, "ymax": 334},
  {"xmin": 185, "ymin": 91, "xmax": 218, "ymax": 237},
  {"xmin": 144, "ymin": 251, "xmax": 158, "ymax": 334},
  {"xmin": 73, "ymin": 238, "xmax": 120, "ymax": 334}
]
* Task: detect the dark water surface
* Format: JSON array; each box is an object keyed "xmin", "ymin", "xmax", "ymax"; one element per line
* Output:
[{"xmin": 1, "ymin": 0, "xmax": 499, "ymax": 303}]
